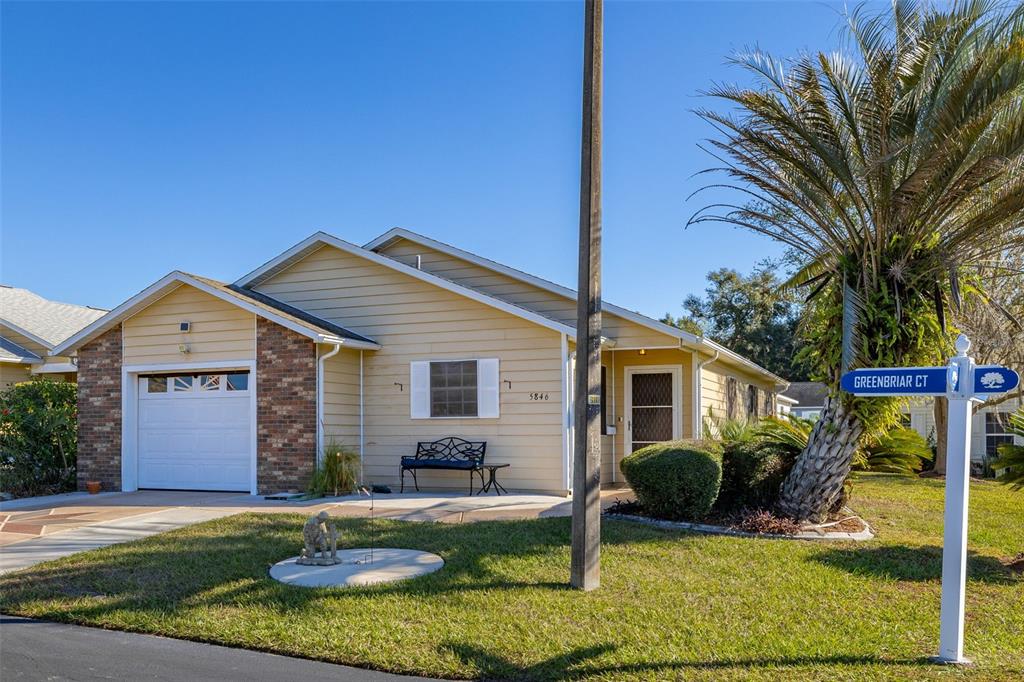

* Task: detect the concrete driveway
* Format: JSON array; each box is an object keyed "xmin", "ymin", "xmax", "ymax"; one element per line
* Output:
[{"xmin": 0, "ymin": 487, "xmax": 632, "ymax": 574}]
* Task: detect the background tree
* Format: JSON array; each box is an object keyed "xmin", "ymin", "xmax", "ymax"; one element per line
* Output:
[
  {"xmin": 933, "ymin": 247, "xmax": 1024, "ymax": 473},
  {"xmin": 690, "ymin": 1, "xmax": 1024, "ymax": 521},
  {"xmin": 661, "ymin": 260, "xmax": 808, "ymax": 380}
]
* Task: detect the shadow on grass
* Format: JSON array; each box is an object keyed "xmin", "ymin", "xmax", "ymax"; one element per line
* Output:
[
  {"xmin": 439, "ymin": 641, "xmax": 934, "ymax": 680},
  {"xmin": 811, "ymin": 545, "xmax": 1017, "ymax": 584},
  {"xmin": 0, "ymin": 514, "xmax": 688, "ymax": 620}
]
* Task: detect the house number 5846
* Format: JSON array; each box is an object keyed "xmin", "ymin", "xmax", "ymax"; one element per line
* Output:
[{"xmin": 529, "ymin": 392, "xmax": 550, "ymax": 401}]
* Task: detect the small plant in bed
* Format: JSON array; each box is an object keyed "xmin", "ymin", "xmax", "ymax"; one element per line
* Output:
[{"xmin": 308, "ymin": 440, "xmax": 360, "ymax": 497}]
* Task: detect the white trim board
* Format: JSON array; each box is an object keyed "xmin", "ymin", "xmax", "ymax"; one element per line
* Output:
[
  {"xmin": 364, "ymin": 227, "xmax": 787, "ymax": 387},
  {"xmin": 0, "ymin": 320, "xmax": 54, "ymax": 352},
  {"xmin": 51, "ymin": 271, "xmax": 380, "ymax": 357},
  {"xmin": 233, "ymin": 232, "xmax": 578, "ymax": 338}
]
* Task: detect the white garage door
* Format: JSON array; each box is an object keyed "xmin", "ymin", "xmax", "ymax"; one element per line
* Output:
[{"xmin": 137, "ymin": 372, "xmax": 252, "ymax": 491}]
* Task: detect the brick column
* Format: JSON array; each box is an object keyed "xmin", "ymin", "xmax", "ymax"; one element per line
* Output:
[
  {"xmin": 77, "ymin": 325, "xmax": 123, "ymax": 491},
  {"xmin": 256, "ymin": 318, "xmax": 317, "ymax": 493}
]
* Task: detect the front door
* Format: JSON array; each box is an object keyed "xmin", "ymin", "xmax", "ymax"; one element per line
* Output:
[{"xmin": 624, "ymin": 366, "xmax": 681, "ymax": 453}]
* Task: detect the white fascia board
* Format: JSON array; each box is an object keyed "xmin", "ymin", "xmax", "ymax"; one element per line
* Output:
[
  {"xmin": 1, "ymin": 356, "xmax": 40, "ymax": 364},
  {"xmin": 237, "ymin": 232, "xmax": 577, "ymax": 338},
  {"xmin": 0, "ymin": 320, "xmax": 55, "ymax": 352},
  {"xmin": 31, "ymin": 362, "xmax": 78, "ymax": 374},
  {"xmin": 364, "ymin": 228, "xmax": 788, "ymax": 386},
  {"xmin": 52, "ymin": 271, "xmax": 381, "ymax": 356}
]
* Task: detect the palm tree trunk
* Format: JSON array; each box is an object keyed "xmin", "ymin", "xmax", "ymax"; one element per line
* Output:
[
  {"xmin": 933, "ymin": 397, "xmax": 948, "ymax": 475},
  {"xmin": 777, "ymin": 396, "xmax": 863, "ymax": 522}
]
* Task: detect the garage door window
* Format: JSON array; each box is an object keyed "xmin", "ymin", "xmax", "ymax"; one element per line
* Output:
[
  {"xmin": 146, "ymin": 376, "xmax": 168, "ymax": 393},
  {"xmin": 199, "ymin": 375, "xmax": 221, "ymax": 391},
  {"xmin": 141, "ymin": 372, "xmax": 249, "ymax": 397}
]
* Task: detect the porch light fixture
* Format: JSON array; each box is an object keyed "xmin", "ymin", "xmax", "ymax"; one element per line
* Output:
[
  {"xmin": 178, "ymin": 343, "xmax": 191, "ymax": 354},
  {"xmin": 638, "ymin": 349, "xmax": 646, "ymax": 356}
]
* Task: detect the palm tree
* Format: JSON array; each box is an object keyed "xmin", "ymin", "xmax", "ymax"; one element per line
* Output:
[{"xmin": 690, "ymin": 0, "xmax": 1024, "ymax": 521}]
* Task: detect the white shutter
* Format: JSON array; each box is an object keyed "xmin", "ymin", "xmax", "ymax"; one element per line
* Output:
[
  {"xmin": 477, "ymin": 358, "xmax": 500, "ymax": 418},
  {"xmin": 410, "ymin": 361, "xmax": 430, "ymax": 419}
]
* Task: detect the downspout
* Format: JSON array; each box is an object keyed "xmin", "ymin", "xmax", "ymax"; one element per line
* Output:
[
  {"xmin": 611, "ymin": 350, "xmax": 616, "ymax": 482},
  {"xmin": 359, "ymin": 349, "xmax": 365, "ymax": 485},
  {"xmin": 317, "ymin": 341, "xmax": 343, "ymax": 464},
  {"xmin": 693, "ymin": 346, "xmax": 719, "ymax": 438}
]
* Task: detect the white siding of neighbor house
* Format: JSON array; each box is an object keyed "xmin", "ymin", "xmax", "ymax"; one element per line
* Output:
[
  {"xmin": 906, "ymin": 396, "xmax": 1022, "ymax": 464},
  {"xmin": 254, "ymin": 245, "xmax": 566, "ymax": 493},
  {"xmin": 122, "ymin": 284, "xmax": 256, "ymax": 365}
]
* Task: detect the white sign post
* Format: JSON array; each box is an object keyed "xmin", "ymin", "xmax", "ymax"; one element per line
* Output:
[
  {"xmin": 937, "ymin": 334, "xmax": 975, "ymax": 665},
  {"xmin": 840, "ymin": 334, "xmax": 1020, "ymax": 665}
]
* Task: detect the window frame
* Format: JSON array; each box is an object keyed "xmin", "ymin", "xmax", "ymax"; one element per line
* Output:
[{"xmin": 428, "ymin": 360, "xmax": 480, "ymax": 419}]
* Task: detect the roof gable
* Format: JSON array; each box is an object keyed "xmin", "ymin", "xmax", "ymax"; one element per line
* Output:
[
  {"xmin": 234, "ymin": 233, "xmax": 578, "ymax": 338},
  {"xmin": 365, "ymin": 228, "xmax": 787, "ymax": 386},
  {"xmin": 51, "ymin": 272, "xmax": 380, "ymax": 357}
]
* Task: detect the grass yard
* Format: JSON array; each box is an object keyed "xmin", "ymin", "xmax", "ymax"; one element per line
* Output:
[{"xmin": 2, "ymin": 473, "xmax": 1022, "ymax": 681}]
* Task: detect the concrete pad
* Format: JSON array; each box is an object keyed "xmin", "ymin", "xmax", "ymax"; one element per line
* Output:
[
  {"xmin": 0, "ymin": 507, "xmax": 235, "ymax": 574},
  {"xmin": 270, "ymin": 548, "xmax": 444, "ymax": 588}
]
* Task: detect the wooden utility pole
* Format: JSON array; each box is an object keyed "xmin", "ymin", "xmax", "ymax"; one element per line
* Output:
[{"xmin": 570, "ymin": 0, "xmax": 602, "ymax": 592}]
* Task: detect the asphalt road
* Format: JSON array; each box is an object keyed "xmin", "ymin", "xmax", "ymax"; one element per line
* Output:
[{"xmin": 0, "ymin": 616, "xmax": 440, "ymax": 681}]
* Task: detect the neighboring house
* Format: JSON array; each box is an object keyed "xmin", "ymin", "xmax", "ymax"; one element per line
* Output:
[
  {"xmin": 904, "ymin": 396, "xmax": 1022, "ymax": 472},
  {"xmin": 54, "ymin": 229, "xmax": 788, "ymax": 495},
  {"xmin": 0, "ymin": 286, "xmax": 108, "ymax": 390},
  {"xmin": 776, "ymin": 393, "xmax": 798, "ymax": 417},
  {"xmin": 781, "ymin": 381, "xmax": 829, "ymax": 420},
  {"xmin": 781, "ymin": 379, "xmax": 1022, "ymax": 471}
]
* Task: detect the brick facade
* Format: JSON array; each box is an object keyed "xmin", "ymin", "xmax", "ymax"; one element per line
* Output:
[
  {"xmin": 77, "ymin": 325, "xmax": 122, "ymax": 491},
  {"xmin": 256, "ymin": 317, "xmax": 317, "ymax": 493}
]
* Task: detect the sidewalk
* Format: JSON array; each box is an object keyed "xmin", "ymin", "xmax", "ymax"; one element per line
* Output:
[{"xmin": 0, "ymin": 488, "xmax": 632, "ymax": 574}]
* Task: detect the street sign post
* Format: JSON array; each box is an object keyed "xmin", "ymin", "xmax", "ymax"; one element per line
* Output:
[{"xmin": 841, "ymin": 334, "xmax": 1019, "ymax": 664}]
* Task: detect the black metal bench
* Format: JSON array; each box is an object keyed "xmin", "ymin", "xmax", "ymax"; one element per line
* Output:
[{"xmin": 400, "ymin": 437, "xmax": 487, "ymax": 494}]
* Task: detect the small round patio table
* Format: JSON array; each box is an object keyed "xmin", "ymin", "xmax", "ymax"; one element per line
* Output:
[{"xmin": 477, "ymin": 464, "xmax": 510, "ymax": 495}]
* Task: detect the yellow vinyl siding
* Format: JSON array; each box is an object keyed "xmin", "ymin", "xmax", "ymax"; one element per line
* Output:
[
  {"xmin": 322, "ymin": 347, "xmax": 362, "ymax": 453},
  {"xmin": 0, "ymin": 362, "xmax": 33, "ymax": 391},
  {"xmin": 256, "ymin": 245, "xmax": 566, "ymax": 493},
  {"xmin": 603, "ymin": 348, "xmax": 695, "ymax": 484},
  {"xmin": 379, "ymin": 238, "xmax": 673, "ymax": 349},
  {"xmin": 700, "ymin": 358, "xmax": 776, "ymax": 426},
  {"xmin": 122, "ymin": 284, "xmax": 256, "ymax": 364}
]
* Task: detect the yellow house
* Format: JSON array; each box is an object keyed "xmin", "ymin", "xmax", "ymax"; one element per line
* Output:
[
  {"xmin": 54, "ymin": 229, "xmax": 788, "ymax": 495},
  {"xmin": 0, "ymin": 286, "xmax": 108, "ymax": 390}
]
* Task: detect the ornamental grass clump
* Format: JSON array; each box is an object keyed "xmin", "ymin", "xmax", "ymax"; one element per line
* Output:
[
  {"xmin": 308, "ymin": 440, "xmax": 360, "ymax": 497},
  {"xmin": 620, "ymin": 440, "xmax": 722, "ymax": 521}
]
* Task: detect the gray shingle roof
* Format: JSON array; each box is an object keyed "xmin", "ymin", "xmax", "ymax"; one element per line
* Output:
[
  {"xmin": 780, "ymin": 381, "xmax": 829, "ymax": 408},
  {"xmin": 0, "ymin": 335, "xmax": 42, "ymax": 362},
  {"xmin": 184, "ymin": 274, "xmax": 376, "ymax": 345},
  {"xmin": 0, "ymin": 286, "xmax": 108, "ymax": 348}
]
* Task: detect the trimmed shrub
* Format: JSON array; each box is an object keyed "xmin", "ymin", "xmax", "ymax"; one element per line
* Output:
[
  {"xmin": 620, "ymin": 440, "xmax": 722, "ymax": 521},
  {"xmin": 716, "ymin": 439, "xmax": 795, "ymax": 513},
  {"xmin": 0, "ymin": 379, "xmax": 78, "ymax": 498}
]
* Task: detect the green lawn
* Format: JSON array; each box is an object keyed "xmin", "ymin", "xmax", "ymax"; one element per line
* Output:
[{"xmin": 2, "ymin": 474, "xmax": 1022, "ymax": 681}]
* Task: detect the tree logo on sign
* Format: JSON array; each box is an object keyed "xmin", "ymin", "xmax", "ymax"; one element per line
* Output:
[{"xmin": 979, "ymin": 372, "xmax": 1005, "ymax": 389}]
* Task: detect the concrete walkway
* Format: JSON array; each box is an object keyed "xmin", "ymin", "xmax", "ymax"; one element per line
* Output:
[
  {"xmin": 0, "ymin": 616, "xmax": 439, "ymax": 681},
  {"xmin": 0, "ymin": 488, "xmax": 632, "ymax": 574}
]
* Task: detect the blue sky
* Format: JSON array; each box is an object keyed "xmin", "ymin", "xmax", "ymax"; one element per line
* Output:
[{"xmin": 2, "ymin": 1, "xmax": 851, "ymax": 319}]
